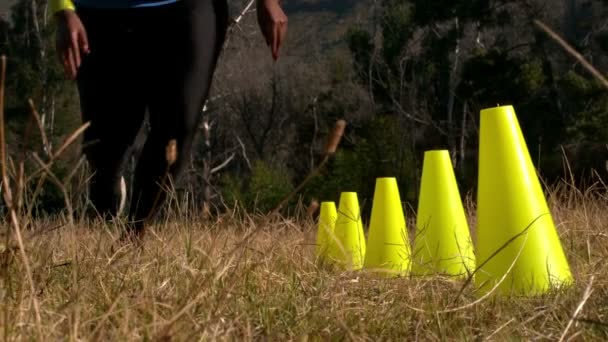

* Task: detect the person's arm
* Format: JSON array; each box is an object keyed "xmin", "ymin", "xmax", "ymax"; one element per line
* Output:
[
  {"xmin": 51, "ymin": 0, "xmax": 89, "ymax": 80},
  {"xmin": 257, "ymin": 0, "xmax": 288, "ymax": 61}
]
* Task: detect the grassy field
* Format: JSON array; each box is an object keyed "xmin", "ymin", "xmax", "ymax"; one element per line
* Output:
[{"xmin": 1, "ymin": 185, "xmax": 608, "ymax": 341}]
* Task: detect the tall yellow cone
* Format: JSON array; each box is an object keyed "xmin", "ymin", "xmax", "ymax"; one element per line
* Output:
[
  {"xmin": 412, "ymin": 151, "xmax": 475, "ymax": 277},
  {"xmin": 332, "ymin": 192, "xmax": 366, "ymax": 270},
  {"xmin": 316, "ymin": 201, "xmax": 337, "ymax": 261},
  {"xmin": 364, "ymin": 178, "xmax": 410, "ymax": 276},
  {"xmin": 477, "ymin": 105, "xmax": 572, "ymax": 295}
]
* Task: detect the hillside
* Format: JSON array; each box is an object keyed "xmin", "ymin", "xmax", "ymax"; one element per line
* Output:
[
  {"xmin": 0, "ymin": 0, "xmax": 12, "ymax": 19},
  {"xmin": 0, "ymin": 0, "xmax": 365, "ymax": 24},
  {"xmin": 283, "ymin": 0, "xmax": 369, "ymax": 54},
  {"xmin": 0, "ymin": 0, "xmax": 368, "ymax": 51}
]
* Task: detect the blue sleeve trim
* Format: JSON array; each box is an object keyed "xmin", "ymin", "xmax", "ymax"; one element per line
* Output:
[
  {"xmin": 133, "ymin": 0, "xmax": 180, "ymax": 8},
  {"xmin": 74, "ymin": 0, "xmax": 181, "ymax": 9}
]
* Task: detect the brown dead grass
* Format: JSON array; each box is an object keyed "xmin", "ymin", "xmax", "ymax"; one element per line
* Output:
[{"xmin": 1, "ymin": 184, "xmax": 608, "ymax": 341}]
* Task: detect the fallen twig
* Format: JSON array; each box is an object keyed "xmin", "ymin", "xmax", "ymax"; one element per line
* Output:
[
  {"xmin": 558, "ymin": 274, "xmax": 595, "ymax": 342},
  {"xmin": 534, "ymin": 19, "xmax": 608, "ymax": 90},
  {"xmin": 270, "ymin": 119, "xmax": 347, "ymax": 215}
]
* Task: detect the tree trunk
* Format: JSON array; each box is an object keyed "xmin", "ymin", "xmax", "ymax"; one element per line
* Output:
[
  {"xmin": 459, "ymin": 101, "xmax": 468, "ymax": 178},
  {"xmin": 30, "ymin": 0, "xmax": 51, "ymax": 155},
  {"xmin": 447, "ymin": 17, "xmax": 460, "ymax": 164}
]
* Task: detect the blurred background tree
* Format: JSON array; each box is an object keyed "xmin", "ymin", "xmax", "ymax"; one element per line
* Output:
[{"xmin": 1, "ymin": 0, "xmax": 608, "ymax": 218}]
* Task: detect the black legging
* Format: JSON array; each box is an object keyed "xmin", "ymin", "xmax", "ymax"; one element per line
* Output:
[{"xmin": 76, "ymin": 0, "xmax": 228, "ymax": 231}]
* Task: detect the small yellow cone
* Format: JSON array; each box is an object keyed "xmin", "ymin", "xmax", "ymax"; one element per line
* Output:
[
  {"xmin": 477, "ymin": 105, "xmax": 573, "ymax": 295},
  {"xmin": 316, "ymin": 202, "xmax": 337, "ymax": 261},
  {"xmin": 364, "ymin": 178, "xmax": 410, "ymax": 276},
  {"xmin": 332, "ymin": 192, "xmax": 366, "ymax": 270},
  {"xmin": 412, "ymin": 150, "xmax": 475, "ymax": 278}
]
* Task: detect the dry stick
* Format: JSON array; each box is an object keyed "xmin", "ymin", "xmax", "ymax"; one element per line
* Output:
[
  {"xmin": 0, "ymin": 56, "xmax": 44, "ymax": 340},
  {"xmin": 156, "ymin": 215, "xmax": 275, "ymax": 337},
  {"xmin": 154, "ymin": 243, "xmax": 244, "ymax": 339},
  {"xmin": 90, "ymin": 294, "xmax": 124, "ymax": 342},
  {"xmin": 0, "ymin": 56, "xmax": 10, "ymax": 210},
  {"xmin": 483, "ymin": 318, "xmax": 515, "ymax": 341},
  {"xmin": 306, "ymin": 199, "xmax": 320, "ymax": 217},
  {"xmin": 28, "ymin": 99, "xmax": 51, "ymax": 155},
  {"xmin": 159, "ymin": 222, "xmax": 265, "ymax": 341},
  {"xmin": 224, "ymin": 0, "xmax": 256, "ymax": 46},
  {"xmin": 50, "ymin": 121, "xmax": 91, "ymax": 164},
  {"xmin": 232, "ymin": 0, "xmax": 255, "ymax": 25},
  {"xmin": 26, "ymin": 152, "xmax": 84, "ymax": 227},
  {"xmin": 31, "ymin": 153, "xmax": 75, "ymax": 227},
  {"xmin": 403, "ymin": 215, "xmax": 547, "ymax": 315},
  {"xmin": 403, "ymin": 231, "xmax": 530, "ymax": 315},
  {"xmin": 452, "ymin": 213, "xmax": 548, "ymax": 305},
  {"xmin": 16, "ymin": 159, "xmax": 24, "ymax": 211},
  {"xmin": 270, "ymin": 119, "xmax": 347, "ymax": 215},
  {"xmin": 26, "ymin": 120, "xmax": 91, "ymax": 183},
  {"xmin": 26, "ymin": 121, "xmax": 90, "ymax": 217},
  {"xmin": 534, "ymin": 20, "xmax": 608, "ymax": 90},
  {"xmin": 558, "ymin": 275, "xmax": 595, "ymax": 342},
  {"xmin": 16, "ymin": 106, "xmax": 36, "ymax": 212},
  {"xmin": 0, "ymin": 56, "xmax": 10, "ymax": 342}
]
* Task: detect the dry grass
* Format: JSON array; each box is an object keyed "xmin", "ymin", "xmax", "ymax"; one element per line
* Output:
[{"xmin": 0, "ymin": 186, "xmax": 607, "ymax": 341}]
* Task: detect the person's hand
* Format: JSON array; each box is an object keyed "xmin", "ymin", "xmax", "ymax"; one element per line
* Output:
[
  {"xmin": 257, "ymin": 0, "xmax": 288, "ymax": 61},
  {"xmin": 55, "ymin": 10, "xmax": 90, "ymax": 80}
]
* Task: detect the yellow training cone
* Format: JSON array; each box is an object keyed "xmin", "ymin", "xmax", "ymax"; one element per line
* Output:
[
  {"xmin": 412, "ymin": 150, "xmax": 475, "ymax": 278},
  {"xmin": 315, "ymin": 201, "xmax": 337, "ymax": 261},
  {"xmin": 332, "ymin": 192, "xmax": 366, "ymax": 270},
  {"xmin": 477, "ymin": 105, "xmax": 572, "ymax": 295},
  {"xmin": 364, "ymin": 178, "xmax": 410, "ymax": 276}
]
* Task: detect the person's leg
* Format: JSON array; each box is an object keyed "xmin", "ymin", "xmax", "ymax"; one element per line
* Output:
[
  {"xmin": 76, "ymin": 8, "xmax": 147, "ymax": 218},
  {"xmin": 129, "ymin": 0, "xmax": 229, "ymax": 231}
]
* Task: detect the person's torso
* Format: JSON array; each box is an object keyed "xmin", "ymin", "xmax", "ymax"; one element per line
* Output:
[{"xmin": 74, "ymin": 0, "xmax": 181, "ymax": 9}]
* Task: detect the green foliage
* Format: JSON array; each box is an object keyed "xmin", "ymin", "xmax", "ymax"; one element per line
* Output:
[
  {"xmin": 346, "ymin": 27, "xmax": 373, "ymax": 81},
  {"xmin": 560, "ymin": 70, "xmax": 592, "ymax": 97},
  {"xmin": 221, "ymin": 160, "xmax": 294, "ymax": 213},
  {"xmin": 458, "ymin": 49, "xmax": 521, "ymax": 104},
  {"xmin": 518, "ymin": 59, "xmax": 546, "ymax": 93},
  {"xmin": 248, "ymin": 160, "xmax": 293, "ymax": 212},
  {"xmin": 561, "ymin": 71, "xmax": 608, "ymax": 143},
  {"xmin": 381, "ymin": 1, "xmax": 413, "ymax": 67},
  {"xmin": 458, "ymin": 49, "xmax": 569, "ymax": 162},
  {"xmin": 220, "ymin": 173, "xmax": 245, "ymax": 208},
  {"xmin": 305, "ymin": 116, "xmax": 417, "ymax": 216}
]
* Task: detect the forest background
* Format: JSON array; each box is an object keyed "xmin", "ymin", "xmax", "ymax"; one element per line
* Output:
[{"xmin": 1, "ymin": 0, "xmax": 607, "ymax": 217}]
